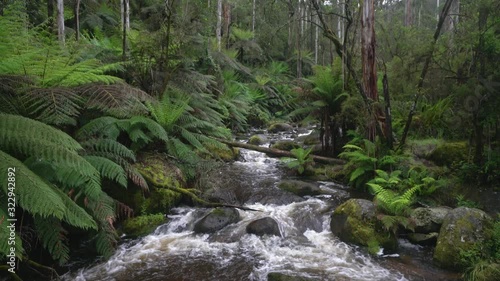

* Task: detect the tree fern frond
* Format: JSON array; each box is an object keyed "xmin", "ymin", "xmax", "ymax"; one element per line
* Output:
[
  {"xmin": 84, "ymin": 156, "xmax": 127, "ymax": 188},
  {"xmin": 0, "ymin": 113, "xmax": 82, "ymax": 151},
  {"xmin": 94, "ymin": 224, "xmax": 117, "ymax": 259},
  {"xmin": 81, "ymin": 139, "xmax": 136, "ymax": 162},
  {"xmin": 49, "ymin": 186, "xmax": 97, "ymax": 230},
  {"xmin": 21, "ymin": 87, "xmax": 83, "ymax": 126},
  {"xmin": 0, "ymin": 150, "xmax": 66, "ymax": 219},
  {"xmin": 76, "ymin": 116, "xmax": 121, "ymax": 140},
  {"xmin": 34, "ymin": 216, "xmax": 70, "ymax": 265}
]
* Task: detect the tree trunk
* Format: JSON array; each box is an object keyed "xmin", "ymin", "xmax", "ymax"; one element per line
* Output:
[
  {"xmin": 314, "ymin": 12, "xmax": 319, "ymax": 64},
  {"xmin": 252, "ymin": 0, "xmax": 256, "ymax": 34},
  {"xmin": 74, "ymin": 0, "xmax": 80, "ymax": 41},
  {"xmin": 399, "ymin": 0, "xmax": 455, "ymax": 147},
  {"xmin": 296, "ymin": 0, "xmax": 302, "ymax": 78},
  {"xmin": 122, "ymin": 0, "xmax": 129, "ymax": 60},
  {"xmin": 405, "ymin": 0, "xmax": 413, "ymax": 26},
  {"xmin": 361, "ymin": 0, "xmax": 378, "ymax": 141},
  {"xmin": 56, "ymin": 0, "xmax": 64, "ymax": 43},
  {"xmin": 216, "ymin": 0, "xmax": 222, "ymax": 51},
  {"xmin": 47, "ymin": 0, "xmax": 54, "ymax": 32},
  {"xmin": 223, "ymin": 1, "xmax": 231, "ymax": 49},
  {"xmin": 383, "ymin": 73, "xmax": 393, "ymax": 149},
  {"xmin": 218, "ymin": 139, "xmax": 345, "ymax": 165}
]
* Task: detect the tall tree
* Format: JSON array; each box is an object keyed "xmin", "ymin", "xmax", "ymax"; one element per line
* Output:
[
  {"xmin": 361, "ymin": 0, "xmax": 378, "ymax": 141},
  {"xmin": 56, "ymin": 0, "xmax": 64, "ymax": 43},
  {"xmin": 216, "ymin": 0, "xmax": 222, "ymax": 51}
]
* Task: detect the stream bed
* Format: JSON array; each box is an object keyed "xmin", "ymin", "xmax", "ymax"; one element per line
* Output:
[{"xmin": 63, "ymin": 131, "xmax": 462, "ymax": 281}]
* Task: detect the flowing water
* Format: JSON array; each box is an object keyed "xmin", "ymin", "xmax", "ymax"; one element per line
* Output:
[{"xmin": 63, "ymin": 132, "xmax": 461, "ymax": 281}]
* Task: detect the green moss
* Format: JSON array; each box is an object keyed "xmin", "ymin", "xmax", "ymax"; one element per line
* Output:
[
  {"xmin": 134, "ymin": 188, "xmax": 182, "ymax": 215},
  {"xmin": 248, "ymin": 135, "xmax": 266, "ymax": 145},
  {"xmin": 271, "ymin": 140, "xmax": 300, "ymax": 151},
  {"xmin": 201, "ymin": 144, "xmax": 240, "ymax": 161},
  {"xmin": 429, "ymin": 141, "xmax": 468, "ymax": 166},
  {"xmin": 134, "ymin": 153, "xmax": 185, "ymax": 187},
  {"xmin": 122, "ymin": 214, "xmax": 166, "ymax": 237}
]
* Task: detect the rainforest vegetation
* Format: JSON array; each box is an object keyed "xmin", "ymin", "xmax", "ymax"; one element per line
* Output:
[{"xmin": 0, "ymin": 0, "xmax": 499, "ymax": 280}]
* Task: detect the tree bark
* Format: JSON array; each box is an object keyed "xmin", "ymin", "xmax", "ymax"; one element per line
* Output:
[
  {"xmin": 252, "ymin": 0, "xmax": 256, "ymax": 34},
  {"xmin": 361, "ymin": 0, "xmax": 378, "ymax": 141},
  {"xmin": 383, "ymin": 73, "xmax": 393, "ymax": 149},
  {"xmin": 74, "ymin": 0, "xmax": 80, "ymax": 41},
  {"xmin": 405, "ymin": 0, "xmax": 413, "ymax": 26},
  {"xmin": 399, "ymin": 0, "xmax": 455, "ymax": 147},
  {"xmin": 218, "ymin": 139, "xmax": 345, "ymax": 165},
  {"xmin": 223, "ymin": 1, "xmax": 231, "ymax": 49},
  {"xmin": 56, "ymin": 0, "xmax": 64, "ymax": 43},
  {"xmin": 122, "ymin": 0, "xmax": 129, "ymax": 60},
  {"xmin": 216, "ymin": 0, "xmax": 222, "ymax": 51}
]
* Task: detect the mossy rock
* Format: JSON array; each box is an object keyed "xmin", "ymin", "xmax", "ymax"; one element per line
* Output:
[
  {"xmin": 433, "ymin": 207, "xmax": 492, "ymax": 270},
  {"xmin": 410, "ymin": 207, "xmax": 451, "ymax": 233},
  {"xmin": 330, "ymin": 199, "xmax": 398, "ymax": 253},
  {"xmin": 202, "ymin": 143, "xmax": 240, "ymax": 161},
  {"xmin": 271, "ymin": 140, "xmax": 301, "ymax": 151},
  {"xmin": 134, "ymin": 188, "xmax": 182, "ymax": 215},
  {"xmin": 121, "ymin": 214, "xmax": 166, "ymax": 238},
  {"xmin": 134, "ymin": 152, "xmax": 186, "ymax": 187},
  {"xmin": 248, "ymin": 134, "xmax": 268, "ymax": 145},
  {"xmin": 268, "ymin": 122, "xmax": 294, "ymax": 133},
  {"xmin": 429, "ymin": 141, "xmax": 468, "ymax": 166}
]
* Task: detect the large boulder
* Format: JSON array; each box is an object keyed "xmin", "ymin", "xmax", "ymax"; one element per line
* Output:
[
  {"xmin": 407, "ymin": 232, "xmax": 439, "ymax": 246},
  {"xmin": 246, "ymin": 217, "xmax": 281, "ymax": 237},
  {"xmin": 330, "ymin": 199, "xmax": 397, "ymax": 253},
  {"xmin": 193, "ymin": 208, "xmax": 240, "ymax": 234},
  {"xmin": 410, "ymin": 207, "xmax": 451, "ymax": 233},
  {"xmin": 277, "ymin": 180, "xmax": 322, "ymax": 197},
  {"xmin": 433, "ymin": 207, "xmax": 492, "ymax": 269},
  {"xmin": 268, "ymin": 122, "xmax": 294, "ymax": 133},
  {"xmin": 121, "ymin": 214, "xmax": 166, "ymax": 238},
  {"xmin": 271, "ymin": 140, "xmax": 301, "ymax": 151},
  {"xmin": 429, "ymin": 141, "xmax": 467, "ymax": 166},
  {"xmin": 248, "ymin": 134, "xmax": 268, "ymax": 145}
]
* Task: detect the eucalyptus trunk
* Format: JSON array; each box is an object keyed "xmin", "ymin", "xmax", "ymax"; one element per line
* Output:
[
  {"xmin": 74, "ymin": 0, "xmax": 80, "ymax": 41},
  {"xmin": 56, "ymin": 0, "xmax": 64, "ymax": 43},
  {"xmin": 216, "ymin": 0, "xmax": 222, "ymax": 51},
  {"xmin": 361, "ymin": 0, "xmax": 378, "ymax": 141}
]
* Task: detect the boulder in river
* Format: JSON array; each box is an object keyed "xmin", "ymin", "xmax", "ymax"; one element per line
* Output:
[
  {"xmin": 410, "ymin": 207, "xmax": 450, "ymax": 233},
  {"xmin": 271, "ymin": 140, "xmax": 301, "ymax": 151},
  {"xmin": 268, "ymin": 122, "xmax": 294, "ymax": 133},
  {"xmin": 433, "ymin": 207, "xmax": 492, "ymax": 270},
  {"xmin": 193, "ymin": 207, "xmax": 240, "ymax": 234},
  {"xmin": 246, "ymin": 217, "xmax": 281, "ymax": 237},
  {"xmin": 278, "ymin": 180, "xmax": 322, "ymax": 197},
  {"xmin": 407, "ymin": 232, "xmax": 439, "ymax": 246},
  {"xmin": 248, "ymin": 134, "xmax": 268, "ymax": 145},
  {"xmin": 330, "ymin": 199, "xmax": 398, "ymax": 253}
]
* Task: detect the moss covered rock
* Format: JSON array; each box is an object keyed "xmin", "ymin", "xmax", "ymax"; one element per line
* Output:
[
  {"xmin": 268, "ymin": 122, "xmax": 294, "ymax": 133},
  {"xmin": 410, "ymin": 207, "xmax": 451, "ymax": 233},
  {"xmin": 121, "ymin": 214, "xmax": 166, "ymax": 238},
  {"xmin": 134, "ymin": 152, "xmax": 186, "ymax": 187},
  {"xmin": 271, "ymin": 140, "xmax": 301, "ymax": 151},
  {"xmin": 203, "ymin": 143, "xmax": 240, "ymax": 161},
  {"xmin": 133, "ymin": 188, "xmax": 182, "ymax": 215},
  {"xmin": 330, "ymin": 199, "xmax": 397, "ymax": 253},
  {"xmin": 267, "ymin": 273, "xmax": 318, "ymax": 281},
  {"xmin": 429, "ymin": 141, "xmax": 468, "ymax": 166},
  {"xmin": 433, "ymin": 207, "xmax": 492, "ymax": 270},
  {"xmin": 248, "ymin": 134, "xmax": 268, "ymax": 145}
]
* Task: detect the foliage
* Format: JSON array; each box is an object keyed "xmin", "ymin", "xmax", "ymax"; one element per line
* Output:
[{"xmin": 281, "ymin": 147, "xmax": 314, "ymax": 175}]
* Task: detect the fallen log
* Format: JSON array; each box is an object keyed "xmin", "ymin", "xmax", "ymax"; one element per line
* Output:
[{"xmin": 218, "ymin": 139, "xmax": 345, "ymax": 165}]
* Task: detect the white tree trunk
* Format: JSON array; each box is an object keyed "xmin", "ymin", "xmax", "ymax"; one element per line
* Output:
[
  {"xmin": 216, "ymin": 0, "xmax": 222, "ymax": 51},
  {"xmin": 57, "ymin": 0, "xmax": 64, "ymax": 43},
  {"xmin": 314, "ymin": 13, "xmax": 319, "ymax": 64},
  {"xmin": 252, "ymin": 0, "xmax": 256, "ymax": 34}
]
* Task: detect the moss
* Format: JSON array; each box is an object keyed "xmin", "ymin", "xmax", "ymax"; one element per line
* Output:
[
  {"xmin": 248, "ymin": 135, "xmax": 266, "ymax": 145},
  {"xmin": 267, "ymin": 122, "xmax": 293, "ymax": 133},
  {"xmin": 429, "ymin": 141, "xmax": 468, "ymax": 166},
  {"xmin": 271, "ymin": 140, "xmax": 300, "ymax": 151},
  {"xmin": 201, "ymin": 144, "xmax": 240, "ymax": 161},
  {"xmin": 134, "ymin": 188, "xmax": 182, "ymax": 215},
  {"xmin": 121, "ymin": 214, "xmax": 166, "ymax": 238},
  {"xmin": 134, "ymin": 153, "xmax": 186, "ymax": 187}
]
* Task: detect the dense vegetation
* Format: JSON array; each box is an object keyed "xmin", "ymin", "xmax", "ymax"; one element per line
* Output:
[{"xmin": 0, "ymin": 0, "xmax": 498, "ymax": 280}]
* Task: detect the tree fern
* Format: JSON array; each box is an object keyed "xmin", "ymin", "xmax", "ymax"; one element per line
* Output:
[
  {"xmin": 84, "ymin": 156, "xmax": 128, "ymax": 188},
  {"xmin": 34, "ymin": 217, "xmax": 70, "ymax": 265}
]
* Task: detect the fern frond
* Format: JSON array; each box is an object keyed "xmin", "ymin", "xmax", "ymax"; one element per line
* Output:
[
  {"xmin": 0, "ymin": 113, "xmax": 82, "ymax": 151},
  {"xmin": 84, "ymin": 156, "xmax": 127, "ymax": 188},
  {"xmin": 34, "ymin": 216, "xmax": 70, "ymax": 265},
  {"xmin": 76, "ymin": 116, "xmax": 120, "ymax": 140},
  {"xmin": 0, "ymin": 150, "xmax": 66, "ymax": 219},
  {"xmin": 94, "ymin": 224, "xmax": 117, "ymax": 259},
  {"xmin": 81, "ymin": 139, "xmax": 136, "ymax": 162}
]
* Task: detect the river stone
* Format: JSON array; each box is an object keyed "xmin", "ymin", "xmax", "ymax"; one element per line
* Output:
[
  {"xmin": 410, "ymin": 207, "xmax": 451, "ymax": 233},
  {"xmin": 408, "ymin": 232, "xmax": 439, "ymax": 246},
  {"xmin": 246, "ymin": 217, "xmax": 281, "ymax": 237},
  {"xmin": 268, "ymin": 122, "xmax": 294, "ymax": 133},
  {"xmin": 248, "ymin": 134, "xmax": 268, "ymax": 145},
  {"xmin": 271, "ymin": 140, "xmax": 301, "ymax": 151},
  {"xmin": 330, "ymin": 199, "xmax": 398, "ymax": 252},
  {"xmin": 267, "ymin": 272, "xmax": 319, "ymax": 281},
  {"xmin": 433, "ymin": 207, "xmax": 492, "ymax": 269},
  {"xmin": 277, "ymin": 180, "xmax": 322, "ymax": 197},
  {"xmin": 193, "ymin": 208, "xmax": 240, "ymax": 234}
]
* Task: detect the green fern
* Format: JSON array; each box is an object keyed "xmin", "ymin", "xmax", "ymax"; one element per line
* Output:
[
  {"xmin": 34, "ymin": 217, "xmax": 70, "ymax": 265},
  {"xmin": 84, "ymin": 156, "xmax": 128, "ymax": 188}
]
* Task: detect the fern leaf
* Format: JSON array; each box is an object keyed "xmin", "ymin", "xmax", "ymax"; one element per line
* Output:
[
  {"xmin": 81, "ymin": 139, "xmax": 136, "ymax": 162},
  {"xmin": 76, "ymin": 116, "xmax": 120, "ymax": 140},
  {"xmin": 84, "ymin": 156, "xmax": 127, "ymax": 188},
  {"xmin": 34, "ymin": 216, "xmax": 70, "ymax": 265}
]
